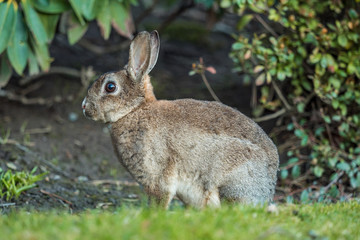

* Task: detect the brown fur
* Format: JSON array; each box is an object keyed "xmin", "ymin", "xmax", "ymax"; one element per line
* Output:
[{"xmin": 82, "ymin": 31, "xmax": 279, "ymax": 209}]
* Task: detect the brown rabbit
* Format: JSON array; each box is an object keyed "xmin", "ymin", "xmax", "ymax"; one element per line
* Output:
[{"xmin": 82, "ymin": 31, "xmax": 279, "ymax": 208}]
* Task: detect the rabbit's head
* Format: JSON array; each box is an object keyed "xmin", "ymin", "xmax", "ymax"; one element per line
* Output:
[{"xmin": 82, "ymin": 31, "xmax": 160, "ymax": 123}]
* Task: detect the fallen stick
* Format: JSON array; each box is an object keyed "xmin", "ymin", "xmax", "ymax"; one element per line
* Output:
[{"xmin": 40, "ymin": 189, "xmax": 73, "ymax": 206}]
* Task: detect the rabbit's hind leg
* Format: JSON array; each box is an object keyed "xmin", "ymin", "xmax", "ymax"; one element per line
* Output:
[{"xmin": 219, "ymin": 164, "xmax": 273, "ymax": 205}]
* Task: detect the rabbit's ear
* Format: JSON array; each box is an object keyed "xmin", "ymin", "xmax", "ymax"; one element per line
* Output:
[
  {"xmin": 128, "ymin": 31, "xmax": 151, "ymax": 83},
  {"xmin": 148, "ymin": 30, "xmax": 160, "ymax": 73}
]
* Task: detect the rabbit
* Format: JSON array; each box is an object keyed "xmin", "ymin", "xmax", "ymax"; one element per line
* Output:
[{"xmin": 82, "ymin": 30, "xmax": 279, "ymax": 209}]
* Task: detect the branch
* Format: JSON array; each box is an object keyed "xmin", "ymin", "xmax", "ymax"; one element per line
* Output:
[
  {"xmin": 135, "ymin": 0, "xmax": 159, "ymax": 25},
  {"xmin": 40, "ymin": 189, "xmax": 73, "ymax": 207},
  {"xmin": 0, "ymin": 203, "xmax": 15, "ymax": 207},
  {"xmin": 77, "ymin": 39, "xmax": 130, "ymax": 55},
  {"xmin": 200, "ymin": 72, "xmax": 221, "ymax": 103},
  {"xmin": 322, "ymin": 171, "xmax": 344, "ymax": 193},
  {"xmin": 158, "ymin": 0, "xmax": 195, "ymax": 33},
  {"xmin": 20, "ymin": 66, "xmax": 81, "ymax": 86},
  {"xmin": 272, "ymin": 80, "xmax": 292, "ymax": 110},
  {"xmin": 254, "ymin": 14, "xmax": 279, "ymax": 37},
  {"xmin": 253, "ymin": 108, "xmax": 286, "ymax": 122},
  {"xmin": 0, "ymin": 89, "xmax": 75, "ymax": 106}
]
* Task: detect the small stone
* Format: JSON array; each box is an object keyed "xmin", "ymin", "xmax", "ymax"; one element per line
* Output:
[
  {"xmin": 77, "ymin": 176, "xmax": 88, "ymax": 182},
  {"xmin": 267, "ymin": 204, "xmax": 279, "ymax": 214},
  {"xmin": 68, "ymin": 112, "xmax": 79, "ymax": 122}
]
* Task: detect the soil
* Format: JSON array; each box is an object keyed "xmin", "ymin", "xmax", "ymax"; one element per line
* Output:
[{"xmin": 0, "ymin": 6, "xmax": 278, "ymax": 213}]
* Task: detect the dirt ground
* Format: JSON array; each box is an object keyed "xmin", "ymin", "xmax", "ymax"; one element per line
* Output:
[{"xmin": 0, "ymin": 7, "xmax": 279, "ymax": 212}]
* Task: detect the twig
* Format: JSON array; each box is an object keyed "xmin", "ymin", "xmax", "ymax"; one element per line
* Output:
[
  {"xmin": 90, "ymin": 179, "xmax": 139, "ymax": 187},
  {"xmin": 272, "ymin": 80, "xmax": 291, "ymax": 110},
  {"xmin": 20, "ymin": 66, "xmax": 81, "ymax": 86},
  {"xmin": 319, "ymin": 108, "xmax": 335, "ymax": 147},
  {"xmin": 254, "ymin": 14, "xmax": 279, "ymax": 37},
  {"xmin": 77, "ymin": 39, "xmax": 130, "ymax": 55},
  {"xmin": 40, "ymin": 189, "xmax": 73, "ymax": 206},
  {"xmin": 253, "ymin": 108, "xmax": 286, "ymax": 122},
  {"xmin": 200, "ymin": 72, "xmax": 221, "ymax": 103},
  {"xmin": 135, "ymin": 0, "xmax": 159, "ymax": 25},
  {"xmin": 158, "ymin": 0, "xmax": 195, "ymax": 33},
  {"xmin": 20, "ymin": 81, "xmax": 44, "ymax": 95},
  {"xmin": 322, "ymin": 171, "xmax": 344, "ymax": 193},
  {"xmin": 0, "ymin": 89, "xmax": 75, "ymax": 106},
  {"xmin": 25, "ymin": 126, "xmax": 52, "ymax": 135},
  {"xmin": 0, "ymin": 203, "xmax": 16, "ymax": 207},
  {"xmin": 279, "ymin": 159, "xmax": 307, "ymax": 170}
]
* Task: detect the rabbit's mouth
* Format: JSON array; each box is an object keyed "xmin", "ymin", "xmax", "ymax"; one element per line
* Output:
[{"xmin": 82, "ymin": 97, "xmax": 96, "ymax": 120}]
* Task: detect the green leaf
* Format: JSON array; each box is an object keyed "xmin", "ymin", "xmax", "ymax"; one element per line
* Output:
[
  {"xmin": 31, "ymin": 0, "xmax": 70, "ymax": 14},
  {"xmin": 300, "ymin": 134, "xmax": 308, "ymax": 146},
  {"xmin": 350, "ymin": 173, "xmax": 360, "ymax": 188},
  {"xmin": 337, "ymin": 161, "xmax": 350, "ymax": 172},
  {"xmin": 348, "ymin": 9, "xmax": 358, "ymax": 19},
  {"xmin": 96, "ymin": 0, "xmax": 111, "ymax": 40},
  {"xmin": 288, "ymin": 157, "xmax": 299, "ymax": 164},
  {"xmin": 0, "ymin": 1, "xmax": 17, "ymax": 54},
  {"xmin": 329, "ymin": 157, "xmax": 338, "ymax": 168},
  {"xmin": 347, "ymin": 62, "xmax": 356, "ymax": 74},
  {"xmin": 81, "ymin": 0, "xmax": 103, "ymax": 21},
  {"xmin": 7, "ymin": 12, "xmax": 29, "ymax": 75},
  {"xmin": 301, "ymin": 80, "xmax": 312, "ymax": 91},
  {"xmin": 313, "ymin": 166, "xmax": 324, "ymax": 177},
  {"xmin": 332, "ymin": 115, "xmax": 341, "ymax": 121},
  {"xmin": 22, "ymin": 0, "xmax": 48, "ymax": 45},
  {"xmin": 315, "ymin": 127, "xmax": 324, "ymax": 136},
  {"xmin": 28, "ymin": 49, "xmax": 40, "ymax": 75},
  {"xmin": 338, "ymin": 35, "xmax": 348, "ymax": 48},
  {"xmin": 323, "ymin": 115, "xmax": 331, "ymax": 123},
  {"xmin": 67, "ymin": 13, "xmax": 88, "ymax": 45},
  {"xmin": 300, "ymin": 189, "xmax": 309, "ymax": 203},
  {"xmin": 297, "ymin": 102, "xmax": 305, "ymax": 113},
  {"xmin": 291, "ymin": 165, "xmax": 300, "ymax": 178},
  {"xmin": 0, "ymin": 54, "xmax": 12, "ymax": 88},
  {"xmin": 331, "ymin": 99, "xmax": 339, "ymax": 109},
  {"xmin": 320, "ymin": 55, "xmax": 327, "ymax": 68},
  {"xmin": 339, "ymin": 104, "xmax": 347, "ymax": 116},
  {"xmin": 110, "ymin": 0, "xmax": 130, "ymax": 36},
  {"xmin": 280, "ymin": 169, "xmax": 288, "ymax": 179},
  {"xmin": 232, "ymin": 42, "xmax": 244, "ymax": 50},
  {"xmin": 195, "ymin": 0, "xmax": 215, "ymax": 9},
  {"xmin": 31, "ymin": 38, "xmax": 51, "ymax": 71},
  {"xmin": 276, "ymin": 71, "xmax": 286, "ymax": 81},
  {"xmin": 38, "ymin": 13, "xmax": 60, "ymax": 41},
  {"xmin": 68, "ymin": 0, "xmax": 85, "ymax": 25},
  {"xmin": 220, "ymin": 0, "xmax": 232, "ymax": 8},
  {"xmin": 309, "ymin": 53, "xmax": 321, "ymax": 64},
  {"xmin": 237, "ymin": 14, "xmax": 253, "ymax": 30}
]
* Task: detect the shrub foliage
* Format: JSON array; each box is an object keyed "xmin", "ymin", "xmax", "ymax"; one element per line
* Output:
[
  {"xmin": 0, "ymin": 0, "xmax": 136, "ymax": 88},
  {"xmin": 226, "ymin": 0, "xmax": 360, "ymax": 200}
]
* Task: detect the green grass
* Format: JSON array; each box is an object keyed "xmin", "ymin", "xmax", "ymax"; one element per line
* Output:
[
  {"xmin": 1, "ymin": 202, "xmax": 360, "ymax": 240},
  {"xmin": 0, "ymin": 167, "xmax": 47, "ymax": 201}
]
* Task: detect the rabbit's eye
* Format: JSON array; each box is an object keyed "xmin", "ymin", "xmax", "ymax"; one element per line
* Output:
[{"xmin": 105, "ymin": 82, "xmax": 116, "ymax": 93}]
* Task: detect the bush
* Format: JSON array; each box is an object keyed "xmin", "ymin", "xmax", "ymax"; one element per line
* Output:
[
  {"xmin": 0, "ymin": 0, "xmax": 136, "ymax": 88},
  {"xmin": 225, "ymin": 0, "xmax": 360, "ymax": 201}
]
